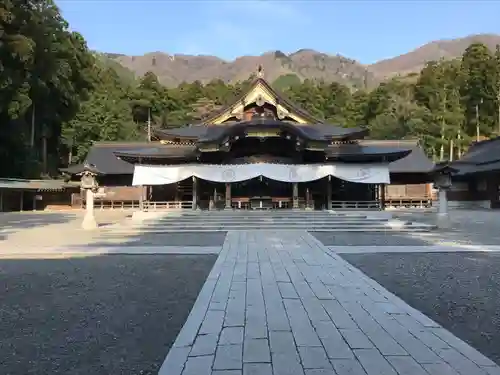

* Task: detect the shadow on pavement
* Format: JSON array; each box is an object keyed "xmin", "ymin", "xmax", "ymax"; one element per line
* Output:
[{"xmin": 0, "ymin": 253, "xmax": 217, "ymax": 375}]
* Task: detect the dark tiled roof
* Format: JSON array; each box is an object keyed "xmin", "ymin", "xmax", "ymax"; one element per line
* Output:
[
  {"xmin": 62, "ymin": 142, "xmax": 199, "ymax": 175},
  {"xmin": 449, "ymin": 137, "xmax": 500, "ymax": 176},
  {"xmin": 78, "ymin": 142, "xmax": 148, "ymax": 175},
  {"xmin": 0, "ymin": 178, "xmax": 67, "ymax": 191},
  {"xmin": 309, "ymin": 124, "xmax": 368, "ymax": 139},
  {"xmin": 114, "ymin": 145, "xmax": 197, "ymax": 160},
  {"xmin": 360, "ymin": 140, "xmax": 435, "ymax": 173},
  {"xmin": 453, "ymin": 161, "xmax": 500, "ymax": 176},
  {"xmin": 456, "ymin": 137, "xmax": 500, "ymax": 165},
  {"xmin": 157, "ymin": 120, "xmax": 367, "ymax": 143},
  {"xmin": 153, "ymin": 126, "xmax": 207, "ymax": 140},
  {"xmin": 326, "ymin": 143, "xmax": 411, "ymax": 163},
  {"xmin": 70, "ymin": 139, "xmax": 434, "ymax": 175}
]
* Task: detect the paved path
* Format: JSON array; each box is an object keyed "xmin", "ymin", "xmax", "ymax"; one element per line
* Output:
[{"xmin": 160, "ymin": 231, "xmax": 500, "ymax": 375}]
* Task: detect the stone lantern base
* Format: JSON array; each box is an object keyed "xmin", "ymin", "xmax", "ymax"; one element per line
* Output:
[
  {"xmin": 81, "ymin": 188, "xmax": 98, "ymax": 230},
  {"xmin": 82, "ymin": 212, "xmax": 98, "ymax": 230},
  {"xmin": 436, "ymin": 212, "xmax": 451, "ymax": 229}
]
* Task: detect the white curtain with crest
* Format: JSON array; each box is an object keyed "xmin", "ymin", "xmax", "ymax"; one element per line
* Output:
[{"xmin": 132, "ymin": 163, "xmax": 390, "ymax": 185}]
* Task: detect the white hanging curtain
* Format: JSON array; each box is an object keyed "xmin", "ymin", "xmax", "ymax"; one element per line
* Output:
[{"xmin": 132, "ymin": 163, "xmax": 390, "ymax": 185}]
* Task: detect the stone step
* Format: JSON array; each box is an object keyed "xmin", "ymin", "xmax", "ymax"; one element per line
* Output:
[
  {"xmin": 105, "ymin": 210, "xmax": 434, "ymax": 233},
  {"xmin": 149, "ymin": 213, "xmax": 370, "ymax": 218},
  {"xmin": 142, "ymin": 219, "xmax": 387, "ymax": 225},
  {"xmin": 146, "ymin": 214, "xmax": 372, "ymax": 220},
  {"xmin": 101, "ymin": 226, "xmax": 434, "ymax": 233},
  {"xmin": 140, "ymin": 211, "xmax": 370, "ymax": 217},
  {"xmin": 105, "ymin": 222, "xmax": 434, "ymax": 232}
]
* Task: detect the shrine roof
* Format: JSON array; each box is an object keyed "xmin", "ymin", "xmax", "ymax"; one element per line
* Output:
[
  {"xmin": 154, "ymin": 119, "xmax": 368, "ymax": 142},
  {"xmin": 449, "ymin": 136, "xmax": 500, "ymax": 175},
  {"xmin": 201, "ymin": 77, "xmax": 320, "ymax": 124},
  {"xmin": 0, "ymin": 178, "xmax": 68, "ymax": 191},
  {"xmin": 60, "ymin": 138, "xmax": 436, "ymax": 176},
  {"xmin": 359, "ymin": 140, "xmax": 435, "ymax": 173},
  {"xmin": 67, "ymin": 142, "xmax": 144, "ymax": 175},
  {"xmin": 326, "ymin": 143, "xmax": 412, "ymax": 163}
]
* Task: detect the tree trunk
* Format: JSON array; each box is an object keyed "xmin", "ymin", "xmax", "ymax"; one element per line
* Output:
[
  {"xmin": 30, "ymin": 104, "xmax": 35, "ymax": 148},
  {"xmin": 42, "ymin": 135, "xmax": 47, "ymax": 174}
]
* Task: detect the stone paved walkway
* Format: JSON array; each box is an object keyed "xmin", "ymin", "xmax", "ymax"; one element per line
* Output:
[{"xmin": 159, "ymin": 231, "xmax": 500, "ymax": 375}]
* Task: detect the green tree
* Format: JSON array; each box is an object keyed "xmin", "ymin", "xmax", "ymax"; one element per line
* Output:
[
  {"xmin": 0, "ymin": 0, "xmax": 95, "ymax": 177},
  {"xmin": 461, "ymin": 43, "xmax": 497, "ymax": 140}
]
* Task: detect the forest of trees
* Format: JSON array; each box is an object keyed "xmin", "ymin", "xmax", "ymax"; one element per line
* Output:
[{"xmin": 2, "ymin": 1, "xmax": 500, "ymax": 178}]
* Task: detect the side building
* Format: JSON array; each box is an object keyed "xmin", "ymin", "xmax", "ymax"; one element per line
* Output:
[
  {"xmin": 63, "ymin": 76, "xmax": 435, "ymax": 210},
  {"xmin": 447, "ymin": 136, "xmax": 500, "ymax": 209}
]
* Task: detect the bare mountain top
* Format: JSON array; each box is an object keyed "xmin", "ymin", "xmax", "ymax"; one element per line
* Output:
[
  {"xmin": 106, "ymin": 34, "xmax": 500, "ymax": 87},
  {"xmin": 110, "ymin": 49, "xmax": 373, "ymax": 88},
  {"xmin": 369, "ymin": 34, "xmax": 500, "ymax": 78}
]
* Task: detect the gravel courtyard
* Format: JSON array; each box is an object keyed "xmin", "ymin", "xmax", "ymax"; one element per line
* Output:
[
  {"xmin": 0, "ymin": 254, "xmax": 216, "ymax": 375},
  {"xmin": 341, "ymin": 251, "xmax": 500, "ymax": 366}
]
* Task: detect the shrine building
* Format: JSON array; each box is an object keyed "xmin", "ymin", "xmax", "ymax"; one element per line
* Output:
[{"xmin": 63, "ymin": 74, "xmax": 435, "ymax": 211}]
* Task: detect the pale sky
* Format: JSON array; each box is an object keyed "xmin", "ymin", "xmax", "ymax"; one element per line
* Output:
[{"xmin": 57, "ymin": 0, "xmax": 500, "ymax": 64}]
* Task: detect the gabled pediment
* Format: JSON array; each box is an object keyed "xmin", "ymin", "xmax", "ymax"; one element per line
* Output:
[{"xmin": 205, "ymin": 78, "xmax": 320, "ymax": 125}]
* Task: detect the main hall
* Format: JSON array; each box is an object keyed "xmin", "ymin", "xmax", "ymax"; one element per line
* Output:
[{"xmin": 64, "ymin": 71, "xmax": 435, "ymax": 211}]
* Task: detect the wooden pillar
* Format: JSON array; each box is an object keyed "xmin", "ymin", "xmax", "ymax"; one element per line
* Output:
[
  {"xmin": 292, "ymin": 182, "xmax": 299, "ymax": 209},
  {"xmin": 209, "ymin": 187, "xmax": 216, "ymax": 210},
  {"xmin": 138, "ymin": 157, "xmax": 144, "ymax": 211},
  {"xmin": 305, "ymin": 187, "xmax": 312, "ymax": 210},
  {"xmin": 225, "ymin": 183, "xmax": 231, "ymax": 209},
  {"xmin": 326, "ymin": 176, "xmax": 332, "ymax": 210},
  {"xmin": 192, "ymin": 176, "xmax": 198, "ymax": 210},
  {"xmin": 379, "ymin": 183, "xmax": 386, "ymax": 210},
  {"xmin": 175, "ymin": 183, "xmax": 180, "ymax": 201}
]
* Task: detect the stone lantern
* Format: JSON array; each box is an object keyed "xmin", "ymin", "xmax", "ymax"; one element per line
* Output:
[
  {"xmin": 78, "ymin": 163, "xmax": 103, "ymax": 230},
  {"xmin": 433, "ymin": 165, "xmax": 456, "ymax": 229}
]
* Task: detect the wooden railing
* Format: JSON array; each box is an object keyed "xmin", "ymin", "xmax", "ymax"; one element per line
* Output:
[
  {"xmin": 88, "ymin": 199, "xmax": 430, "ymax": 211},
  {"xmin": 330, "ymin": 201, "xmax": 381, "ymax": 210},
  {"xmin": 385, "ymin": 198, "xmax": 432, "ymax": 209},
  {"xmin": 94, "ymin": 201, "xmax": 140, "ymax": 210},
  {"xmin": 230, "ymin": 197, "xmax": 297, "ymax": 210},
  {"xmin": 143, "ymin": 201, "xmax": 192, "ymax": 210}
]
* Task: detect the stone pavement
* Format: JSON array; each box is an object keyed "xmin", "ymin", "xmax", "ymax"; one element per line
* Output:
[{"xmin": 159, "ymin": 231, "xmax": 500, "ymax": 375}]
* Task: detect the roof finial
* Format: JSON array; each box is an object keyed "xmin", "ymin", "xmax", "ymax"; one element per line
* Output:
[{"xmin": 257, "ymin": 65, "xmax": 264, "ymax": 78}]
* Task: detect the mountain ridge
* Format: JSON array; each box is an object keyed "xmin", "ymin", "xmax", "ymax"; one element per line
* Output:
[{"xmin": 104, "ymin": 33, "xmax": 500, "ymax": 88}]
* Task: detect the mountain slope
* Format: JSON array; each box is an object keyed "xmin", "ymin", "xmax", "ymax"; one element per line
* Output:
[
  {"xmin": 105, "ymin": 33, "xmax": 500, "ymax": 87},
  {"xmin": 109, "ymin": 50, "xmax": 374, "ymax": 88},
  {"xmin": 369, "ymin": 34, "xmax": 500, "ymax": 78}
]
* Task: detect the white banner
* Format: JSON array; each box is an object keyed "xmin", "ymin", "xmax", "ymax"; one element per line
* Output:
[{"xmin": 132, "ymin": 163, "xmax": 390, "ymax": 185}]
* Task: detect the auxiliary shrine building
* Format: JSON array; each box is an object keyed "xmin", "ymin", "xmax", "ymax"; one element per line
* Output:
[
  {"xmin": 65, "ymin": 75, "xmax": 435, "ymax": 210},
  {"xmin": 446, "ymin": 136, "xmax": 500, "ymax": 209}
]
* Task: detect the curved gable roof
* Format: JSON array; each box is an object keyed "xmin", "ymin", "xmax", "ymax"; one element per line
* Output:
[{"xmin": 203, "ymin": 77, "xmax": 320, "ymax": 124}]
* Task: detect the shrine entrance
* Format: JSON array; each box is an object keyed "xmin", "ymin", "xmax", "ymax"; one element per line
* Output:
[{"xmin": 231, "ymin": 177, "xmax": 293, "ymax": 209}]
